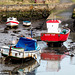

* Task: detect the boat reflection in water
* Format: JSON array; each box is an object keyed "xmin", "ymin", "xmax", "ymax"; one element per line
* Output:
[
  {"xmin": 18, "ymin": 59, "xmax": 40, "ymax": 75},
  {"xmin": 0, "ymin": 58, "xmax": 40, "ymax": 75},
  {"xmin": 40, "ymin": 46, "xmax": 69, "ymax": 72}
]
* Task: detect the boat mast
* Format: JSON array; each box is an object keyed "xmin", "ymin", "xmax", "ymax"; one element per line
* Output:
[{"xmin": 31, "ymin": 24, "xmax": 33, "ymax": 38}]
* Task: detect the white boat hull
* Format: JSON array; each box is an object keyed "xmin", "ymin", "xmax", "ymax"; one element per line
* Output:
[
  {"xmin": 23, "ymin": 21, "xmax": 31, "ymax": 26},
  {"xmin": 6, "ymin": 21, "xmax": 19, "ymax": 27},
  {"xmin": 1, "ymin": 46, "xmax": 40, "ymax": 59}
]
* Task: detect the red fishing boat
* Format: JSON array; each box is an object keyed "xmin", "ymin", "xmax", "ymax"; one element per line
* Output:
[{"xmin": 40, "ymin": 20, "xmax": 70, "ymax": 47}]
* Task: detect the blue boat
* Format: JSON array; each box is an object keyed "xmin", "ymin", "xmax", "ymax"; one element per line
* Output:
[{"xmin": 1, "ymin": 37, "xmax": 40, "ymax": 59}]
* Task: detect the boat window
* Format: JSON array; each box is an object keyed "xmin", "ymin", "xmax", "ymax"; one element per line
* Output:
[
  {"xmin": 4, "ymin": 48, "xmax": 9, "ymax": 52},
  {"xmin": 10, "ymin": 18, "xmax": 13, "ymax": 20},
  {"xmin": 19, "ymin": 52, "xmax": 20, "ymax": 55},
  {"xmin": 15, "ymin": 53, "xmax": 17, "ymax": 56}
]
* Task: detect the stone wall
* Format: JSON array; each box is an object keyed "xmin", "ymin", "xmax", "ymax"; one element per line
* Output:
[
  {"xmin": 0, "ymin": 4, "xmax": 54, "ymax": 12},
  {"xmin": 0, "ymin": 2, "xmax": 74, "ymax": 21},
  {"xmin": 0, "ymin": 4, "xmax": 54, "ymax": 21}
]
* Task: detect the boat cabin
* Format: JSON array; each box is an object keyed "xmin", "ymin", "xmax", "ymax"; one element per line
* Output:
[
  {"xmin": 46, "ymin": 20, "xmax": 61, "ymax": 33},
  {"xmin": 15, "ymin": 37, "xmax": 38, "ymax": 51},
  {"xmin": 7, "ymin": 17, "xmax": 17, "ymax": 21}
]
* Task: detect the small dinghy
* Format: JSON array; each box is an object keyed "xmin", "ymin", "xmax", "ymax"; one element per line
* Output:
[{"xmin": 23, "ymin": 21, "xmax": 31, "ymax": 26}]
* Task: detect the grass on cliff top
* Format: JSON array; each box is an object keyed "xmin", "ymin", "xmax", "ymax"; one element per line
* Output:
[
  {"xmin": 72, "ymin": 0, "xmax": 75, "ymax": 3},
  {"xmin": 0, "ymin": 2, "xmax": 15, "ymax": 5}
]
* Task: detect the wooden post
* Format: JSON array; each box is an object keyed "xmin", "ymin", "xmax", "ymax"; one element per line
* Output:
[{"xmin": 9, "ymin": 46, "xmax": 12, "ymax": 56}]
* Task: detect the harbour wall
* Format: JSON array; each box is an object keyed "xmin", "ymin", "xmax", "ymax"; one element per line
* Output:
[
  {"xmin": 0, "ymin": 4, "xmax": 54, "ymax": 21},
  {"xmin": 0, "ymin": 3, "xmax": 74, "ymax": 21}
]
